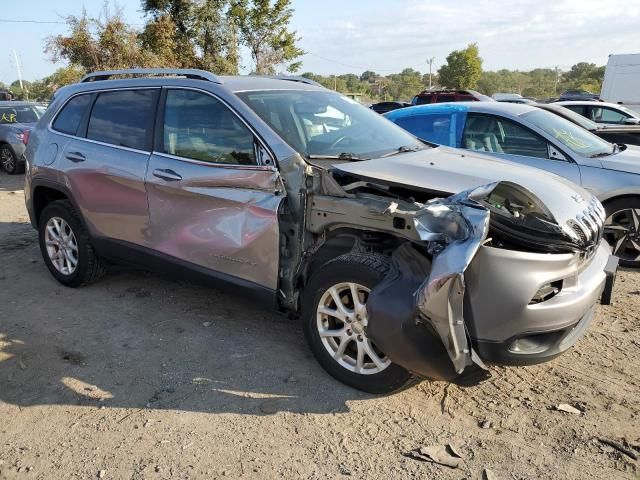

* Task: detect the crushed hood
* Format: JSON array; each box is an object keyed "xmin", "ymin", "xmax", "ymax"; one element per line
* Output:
[{"xmin": 333, "ymin": 146, "xmax": 595, "ymax": 226}]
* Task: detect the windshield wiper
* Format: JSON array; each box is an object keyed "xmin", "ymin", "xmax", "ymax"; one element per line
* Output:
[
  {"xmin": 380, "ymin": 145, "xmax": 422, "ymax": 158},
  {"xmin": 307, "ymin": 152, "xmax": 367, "ymax": 162},
  {"xmin": 590, "ymin": 151, "xmax": 613, "ymax": 158}
]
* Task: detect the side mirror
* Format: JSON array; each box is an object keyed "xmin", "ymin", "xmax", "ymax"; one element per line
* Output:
[{"xmin": 548, "ymin": 145, "xmax": 567, "ymax": 161}]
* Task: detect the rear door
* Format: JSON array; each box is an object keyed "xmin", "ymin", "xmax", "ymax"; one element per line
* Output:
[
  {"xmin": 56, "ymin": 88, "xmax": 158, "ymax": 246},
  {"xmin": 145, "ymin": 88, "xmax": 283, "ymax": 290},
  {"xmin": 461, "ymin": 113, "xmax": 582, "ymax": 184}
]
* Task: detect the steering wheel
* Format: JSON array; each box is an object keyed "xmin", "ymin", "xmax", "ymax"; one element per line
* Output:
[{"xmin": 329, "ymin": 135, "xmax": 350, "ymax": 150}]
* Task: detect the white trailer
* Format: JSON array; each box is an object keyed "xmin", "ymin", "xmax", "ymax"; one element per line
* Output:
[{"xmin": 601, "ymin": 54, "xmax": 640, "ymax": 113}]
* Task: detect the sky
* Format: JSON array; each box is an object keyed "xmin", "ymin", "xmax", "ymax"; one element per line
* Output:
[{"xmin": 1, "ymin": 0, "xmax": 640, "ymax": 83}]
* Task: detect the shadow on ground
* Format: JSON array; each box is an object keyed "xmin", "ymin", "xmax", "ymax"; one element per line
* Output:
[{"xmin": 0, "ymin": 238, "xmax": 371, "ymax": 416}]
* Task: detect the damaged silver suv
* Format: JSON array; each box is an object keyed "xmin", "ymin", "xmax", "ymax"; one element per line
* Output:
[{"xmin": 25, "ymin": 69, "xmax": 617, "ymax": 393}]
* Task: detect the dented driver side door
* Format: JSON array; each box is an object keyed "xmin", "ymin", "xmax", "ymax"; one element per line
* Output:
[{"xmin": 145, "ymin": 87, "xmax": 283, "ymax": 290}]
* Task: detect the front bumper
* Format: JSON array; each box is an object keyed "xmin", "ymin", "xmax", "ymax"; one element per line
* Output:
[{"xmin": 465, "ymin": 241, "xmax": 615, "ymax": 365}]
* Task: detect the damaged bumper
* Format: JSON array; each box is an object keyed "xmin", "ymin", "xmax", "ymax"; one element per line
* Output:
[{"xmin": 365, "ymin": 181, "xmax": 615, "ymax": 381}]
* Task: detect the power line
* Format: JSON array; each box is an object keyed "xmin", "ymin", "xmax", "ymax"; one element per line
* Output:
[
  {"xmin": 304, "ymin": 51, "xmax": 424, "ymax": 73},
  {"xmin": 0, "ymin": 19, "xmax": 66, "ymax": 24}
]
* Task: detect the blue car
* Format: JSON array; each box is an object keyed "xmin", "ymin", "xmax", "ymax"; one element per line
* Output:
[{"xmin": 385, "ymin": 102, "xmax": 640, "ymax": 267}]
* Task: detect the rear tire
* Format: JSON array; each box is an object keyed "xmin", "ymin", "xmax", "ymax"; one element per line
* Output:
[
  {"xmin": 604, "ymin": 197, "xmax": 640, "ymax": 268},
  {"xmin": 302, "ymin": 253, "xmax": 416, "ymax": 394},
  {"xmin": 0, "ymin": 144, "xmax": 23, "ymax": 174},
  {"xmin": 38, "ymin": 200, "xmax": 106, "ymax": 287}
]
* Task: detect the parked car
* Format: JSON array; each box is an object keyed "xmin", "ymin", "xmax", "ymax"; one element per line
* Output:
[
  {"xmin": 0, "ymin": 89, "xmax": 14, "ymax": 101},
  {"xmin": 536, "ymin": 103, "xmax": 640, "ymax": 146},
  {"xmin": 369, "ymin": 101, "xmax": 410, "ymax": 114},
  {"xmin": 26, "ymin": 69, "xmax": 615, "ymax": 393},
  {"xmin": 385, "ymin": 102, "xmax": 640, "ymax": 267},
  {"xmin": 0, "ymin": 101, "xmax": 42, "ymax": 174},
  {"xmin": 412, "ymin": 89, "xmax": 493, "ymax": 105},
  {"xmin": 558, "ymin": 89, "xmax": 600, "ymax": 101},
  {"xmin": 601, "ymin": 53, "xmax": 640, "ymax": 111},
  {"xmin": 556, "ymin": 101, "xmax": 640, "ymax": 125},
  {"xmin": 497, "ymin": 98, "xmax": 536, "ymax": 105}
]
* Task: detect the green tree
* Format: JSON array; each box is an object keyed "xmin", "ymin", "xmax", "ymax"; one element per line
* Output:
[
  {"xmin": 45, "ymin": 7, "xmax": 158, "ymax": 72},
  {"xmin": 438, "ymin": 43, "xmax": 482, "ymax": 89},
  {"xmin": 560, "ymin": 62, "xmax": 605, "ymax": 93},
  {"xmin": 141, "ymin": 0, "xmax": 239, "ymax": 73},
  {"xmin": 386, "ymin": 68, "xmax": 423, "ymax": 100},
  {"xmin": 229, "ymin": 0, "xmax": 304, "ymax": 74}
]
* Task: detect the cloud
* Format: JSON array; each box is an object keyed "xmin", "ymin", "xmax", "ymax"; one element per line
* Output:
[{"xmin": 296, "ymin": 0, "xmax": 640, "ymax": 74}]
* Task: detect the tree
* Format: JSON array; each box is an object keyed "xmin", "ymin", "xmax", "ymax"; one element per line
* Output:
[
  {"xmin": 229, "ymin": 0, "xmax": 304, "ymax": 74},
  {"xmin": 45, "ymin": 7, "xmax": 158, "ymax": 72},
  {"xmin": 141, "ymin": 0, "xmax": 239, "ymax": 73},
  {"xmin": 560, "ymin": 62, "xmax": 605, "ymax": 93},
  {"xmin": 438, "ymin": 43, "xmax": 482, "ymax": 89}
]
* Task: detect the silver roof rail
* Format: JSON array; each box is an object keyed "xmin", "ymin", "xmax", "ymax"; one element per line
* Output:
[
  {"xmin": 266, "ymin": 75, "xmax": 322, "ymax": 87},
  {"xmin": 80, "ymin": 68, "xmax": 223, "ymax": 84}
]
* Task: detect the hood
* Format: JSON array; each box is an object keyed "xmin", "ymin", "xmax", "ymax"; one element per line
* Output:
[
  {"xmin": 600, "ymin": 146, "xmax": 640, "ymax": 175},
  {"xmin": 333, "ymin": 146, "xmax": 597, "ymax": 229}
]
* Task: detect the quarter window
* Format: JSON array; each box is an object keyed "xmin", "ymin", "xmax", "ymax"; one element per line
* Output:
[
  {"xmin": 162, "ymin": 89, "xmax": 256, "ymax": 165},
  {"xmin": 87, "ymin": 90, "xmax": 157, "ymax": 150},
  {"xmin": 52, "ymin": 95, "xmax": 92, "ymax": 135}
]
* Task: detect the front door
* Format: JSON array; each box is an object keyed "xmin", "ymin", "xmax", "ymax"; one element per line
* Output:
[
  {"xmin": 145, "ymin": 88, "xmax": 283, "ymax": 290},
  {"xmin": 461, "ymin": 113, "xmax": 582, "ymax": 185}
]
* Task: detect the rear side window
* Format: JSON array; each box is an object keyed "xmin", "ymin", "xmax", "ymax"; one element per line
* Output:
[
  {"xmin": 394, "ymin": 114, "xmax": 452, "ymax": 145},
  {"xmin": 564, "ymin": 105, "xmax": 587, "ymax": 116},
  {"xmin": 52, "ymin": 95, "xmax": 92, "ymax": 135},
  {"xmin": 435, "ymin": 94, "xmax": 455, "ymax": 103},
  {"xmin": 87, "ymin": 90, "xmax": 157, "ymax": 150},
  {"xmin": 415, "ymin": 95, "xmax": 433, "ymax": 105},
  {"xmin": 162, "ymin": 89, "xmax": 256, "ymax": 165}
]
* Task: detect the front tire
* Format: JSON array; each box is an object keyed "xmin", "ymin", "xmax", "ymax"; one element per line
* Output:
[
  {"xmin": 38, "ymin": 200, "xmax": 106, "ymax": 287},
  {"xmin": 302, "ymin": 253, "xmax": 415, "ymax": 394},
  {"xmin": 0, "ymin": 144, "xmax": 23, "ymax": 174},
  {"xmin": 604, "ymin": 197, "xmax": 640, "ymax": 268}
]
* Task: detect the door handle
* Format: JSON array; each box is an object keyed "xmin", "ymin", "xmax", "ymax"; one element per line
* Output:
[
  {"xmin": 66, "ymin": 151, "xmax": 85, "ymax": 163},
  {"xmin": 152, "ymin": 168, "xmax": 182, "ymax": 181}
]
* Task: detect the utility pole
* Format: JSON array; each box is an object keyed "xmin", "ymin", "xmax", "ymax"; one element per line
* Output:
[
  {"xmin": 12, "ymin": 50, "xmax": 27, "ymax": 100},
  {"xmin": 426, "ymin": 57, "xmax": 435, "ymax": 89}
]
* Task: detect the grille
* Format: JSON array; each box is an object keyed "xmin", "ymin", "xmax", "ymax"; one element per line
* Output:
[{"xmin": 566, "ymin": 197, "xmax": 605, "ymax": 258}]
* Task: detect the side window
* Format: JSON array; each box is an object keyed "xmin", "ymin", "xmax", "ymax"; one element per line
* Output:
[
  {"xmin": 592, "ymin": 107, "xmax": 628, "ymax": 124},
  {"xmin": 87, "ymin": 90, "xmax": 157, "ymax": 150},
  {"xmin": 163, "ymin": 89, "xmax": 256, "ymax": 165},
  {"xmin": 415, "ymin": 95, "xmax": 433, "ymax": 105},
  {"xmin": 435, "ymin": 94, "xmax": 455, "ymax": 103},
  {"xmin": 564, "ymin": 105, "xmax": 587, "ymax": 116},
  {"xmin": 52, "ymin": 95, "xmax": 92, "ymax": 135},
  {"xmin": 463, "ymin": 114, "xmax": 549, "ymax": 159},
  {"xmin": 394, "ymin": 114, "xmax": 451, "ymax": 145}
]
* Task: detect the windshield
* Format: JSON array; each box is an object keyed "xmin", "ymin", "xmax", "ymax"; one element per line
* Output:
[
  {"xmin": 236, "ymin": 90, "xmax": 425, "ymax": 159},
  {"xmin": 0, "ymin": 105, "xmax": 41, "ymax": 124},
  {"xmin": 522, "ymin": 109, "xmax": 613, "ymax": 157}
]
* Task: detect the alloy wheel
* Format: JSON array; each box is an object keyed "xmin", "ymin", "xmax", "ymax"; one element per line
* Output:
[
  {"xmin": 604, "ymin": 208, "xmax": 640, "ymax": 262},
  {"xmin": 1, "ymin": 147, "xmax": 15, "ymax": 172},
  {"xmin": 45, "ymin": 217, "xmax": 79, "ymax": 275},
  {"xmin": 316, "ymin": 282, "xmax": 391, "ymax": 375}
]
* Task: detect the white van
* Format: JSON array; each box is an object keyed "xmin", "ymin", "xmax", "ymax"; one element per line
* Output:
[{"xmin": 601, "ymin": 54, "xmax": 640, "ymax": 113}]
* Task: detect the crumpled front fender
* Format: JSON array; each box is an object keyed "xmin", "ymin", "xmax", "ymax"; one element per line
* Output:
[{"xmin": 367, "ymin": 183, "xmax": 496, "ymax": 380}]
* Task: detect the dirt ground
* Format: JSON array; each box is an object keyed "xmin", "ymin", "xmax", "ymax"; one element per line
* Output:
[{"xmin": 0, "ymin": 171, "xmax": 638, "ymax": 480}]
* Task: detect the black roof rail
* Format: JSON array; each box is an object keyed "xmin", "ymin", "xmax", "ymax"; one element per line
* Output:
[
  {"xmin": 80, "ymin": 68, "xmax": 223, "ymax": 84},
  {"xmin": 266, "ymin": 75, "xmax": 322, "ymax": 87}
]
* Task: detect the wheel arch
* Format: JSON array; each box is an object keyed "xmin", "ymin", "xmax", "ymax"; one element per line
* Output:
[{"xmin": 31, "ymin": 182, "xmax": 85, "ymax": 228}]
